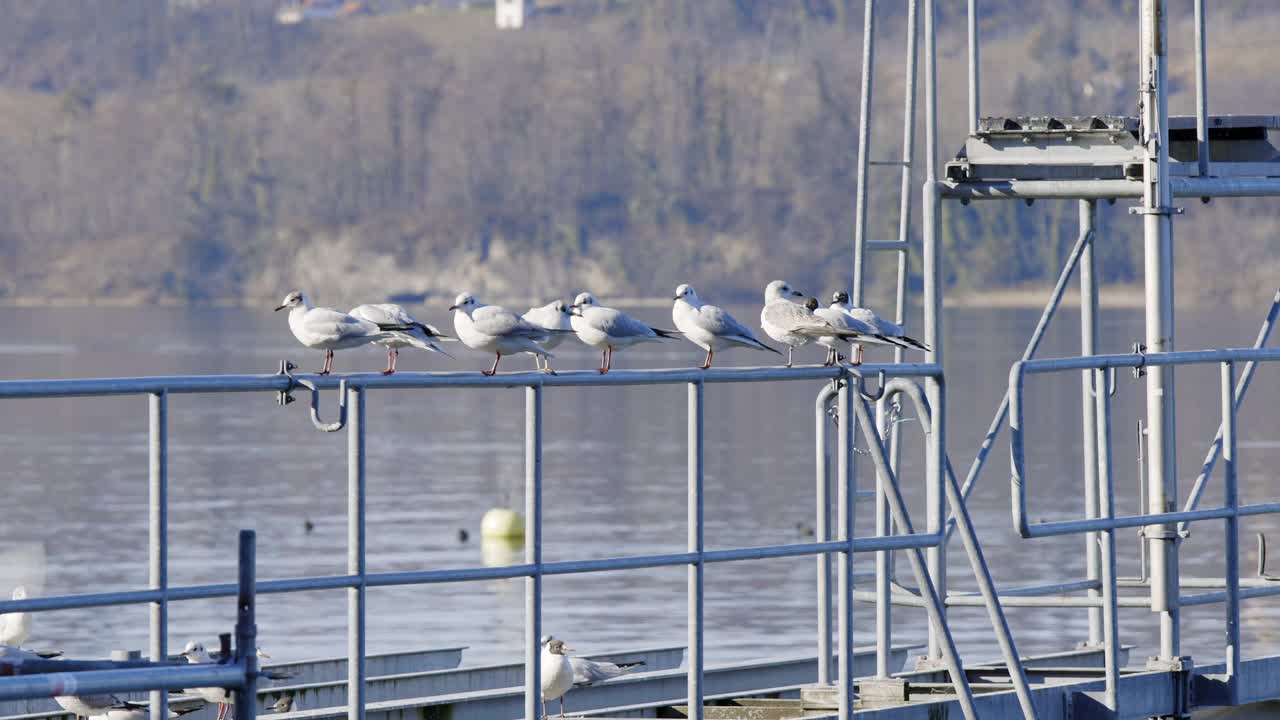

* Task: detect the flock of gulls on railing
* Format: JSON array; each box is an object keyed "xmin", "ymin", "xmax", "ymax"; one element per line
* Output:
[
  {"xmin": 275, "ymin": 280, "xmax": 929, "ymax": 376},
  {"xmin": 1, "ymin": 585, "xmax": 648, "ymax": 720}
]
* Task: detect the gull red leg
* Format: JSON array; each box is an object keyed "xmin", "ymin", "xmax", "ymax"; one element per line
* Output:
[
  {"xmin": 700, "ymin": 348, "xmax": 713, "ymax": 370},
  {"xmin": 598, "ymin": 349, "xmax": 608, "ymax": 374},
  {"xmin": 382, "ymin": 349, "xmax": 395, "ymax": 375},
  {"xmin": 483, "ymin": 352, "xmax": 502, "ymax": 376},
  {"xmin": 319, "ymin": 350, "xmax": 334, "ymax": 375}
]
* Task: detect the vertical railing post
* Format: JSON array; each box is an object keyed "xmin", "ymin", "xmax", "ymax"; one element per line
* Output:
[
  {"xmin": 347, "ymin": 387, "xmax": 366, "ymax": 720},
  {"xmin": 1079, "ymin": 199, "xmax": 1102, "ymax": 647},
  {"xmin": 921, "ymin": 0, "xmax": 945, "ymax": 664},
  {"xmin": 148, "ymin": 392, "xmax": 169, "ymax": 720},
  {"xmin": 836, "ymin": 378, "xmax": 857, "ymax": 719},
  {"xmin": 1222, "ymin": 362, "xmax": 1241, "ymax": 704},
  {"xmin": 815, "ymin": 387, "xmax": 835, "ymax": 685},
  {"xmin": 687, "ymin": 382, "xmax": 705, "ymax": 720},
  {"xmin": 851, "ymin": 0, "xmax": 875, "ymax": 302},
  {"xmin": 967, "ymin": 0, "xmax": 979, "ymax": 136},
  {"xmin": 1194, "ymin": 0, "xmax": 1210, "ymax": 178},
  {"xmin": 525, "ymin": 385, "xmax": 544, "ymax": 720},
  {"xmin": 1095, "ymin": 370, "xmax": 1120, "ymax": 712},
  {"xmin": 1140, "ymin": 0, "xmax": 1181, "ymax": 661},
  {"xmin": 235, "ymin": 530, "xmax": 258, "ymax": 720}
]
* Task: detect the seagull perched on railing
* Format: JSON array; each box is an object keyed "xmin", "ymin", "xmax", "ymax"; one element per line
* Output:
[
  {"xmin": 760, "ymin": 281, "xmax": 872, "ymax": 367},
  {"xmin": 830, "ymin": 290, "xmax": 930, "ymax": 364},
  {"xmin": 569, "ymin": 654, "xmax": 645, "ymax": 685},
  {"xmin": 570, "ymin": 292, "xmax": 678, "ymax": 374},
  {"xmin": 540, "ymin": 636, "xmax": 575, "ymax": 719},
  {"xmin": 0, "ymin": 587, "xmax": 30, "ymax": 647},
  {"xmin": 450, "ymin": 293, "xmax": 564, "ymax": 376},
  {"xmin": 275, "ymin": 291, "xmax": 413, "ymax": 375},
  {"xmin": 348, "ymin": 303, "xmax": 454, "ymax": 374},
  {"xmin": 521, "ymin": 300, "xmax": 575, "ymax": 374},
  {"xmin": 814, "ymin": 293, "xmax": 907, "ymax": 366},
  {"xmin": 671, "ymin": 284, "xmax": 778, "ymax": 369},
  {"xmin": 179, "ymin": 641, "xmax": 234, "ymax": 720}
]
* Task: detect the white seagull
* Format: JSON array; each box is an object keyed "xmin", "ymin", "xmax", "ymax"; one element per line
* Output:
[
  {"xmin": 450, "ymin": 293, "xmax": 562, "ymax": 376},
  {"xmin": 101, "ymin": 705, "xmax": 204, "ymax": 720},
  {"xmin": 275, "ymin": 291, "xmax": 412, "ymax": 375},
  {"xmin": 349, "ymin": 303, "xmax": 454, "ymax": 374},
  {"xmin": 540, "ymin": 636, "xmax": 575, "ymax": 719},
  {"xmin": 0, "ymin": 587, "xmax": 30, "ymax": 647},
  {"xmin": 760, "ymin": 281, "xmax": 869, "ymax": 367},
  {"xmin": 672, "ymin": 284, "xmax": 778, "ymax": 369},
  {"xmin": 522, "ymin": 300, "xmax": 575, "ymax": 374},
  {"xmin": 570, "ymin": 292, "xmax": 678, "ymax": 374},
  {"xmin": 814, "ymin": 293, "xmax": 906, "ymax": 366},
  {"xmin": 54, "ymin": 695, "xmax": 145, "ymax": 720},
  {"xmin": 831, "ymin": 290, "xmax": 930, "ymax": 363},
  {"xmin": 179, "ymin": 641, "xmax": 234, "ymax": 720},
  {"xmin": 570, "ymin": 655, "xmax": 645, "ymax": 685}
]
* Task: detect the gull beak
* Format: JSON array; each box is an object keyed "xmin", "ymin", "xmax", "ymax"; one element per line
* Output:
[
  {"xmin": 274, "ymin": 304, "xmax": 286, "ymax": 312},
  {"xmin": 672, "ymin": 295, "xmax": 681, "ymax": 300},
  {"xmin": 448, "ymin": 305, "xmax": 459, "ymax": 311},
  {"xmin": 791, "ymin": 290, "xmax": 804, "ymax": 297}
]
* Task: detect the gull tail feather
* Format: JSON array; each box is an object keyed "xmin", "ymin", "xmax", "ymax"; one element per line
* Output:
[
  {"xmin": 652, "ymin": 328, "xmax": 681, "ymax": 339},
  {"xmin": 896, "ymin": 334, "xmax": 931, "ymax": 352},
  {"xmin": 414, "ymin": 322, "xmax": 453, "ymax": 340},
  {"xmin": 399, "ymin": 332, "xmax": 455, "ymax": 359}
]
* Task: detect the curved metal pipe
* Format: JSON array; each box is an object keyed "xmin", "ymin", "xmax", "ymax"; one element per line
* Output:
[{"xmin": 296, "ymin": 378, "xmax": 348, "ymax": 433}]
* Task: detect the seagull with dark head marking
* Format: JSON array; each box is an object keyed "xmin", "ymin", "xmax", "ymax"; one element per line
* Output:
[
  {"xmin": 450, "ymin": 293, "xmax": 564, "ymax": 376},
  {"xmin": 760, "ymin": 281, "xmax": 871, "ymax": 367},
  {"xmin": 275, "ymin": 291, "xmax": 413, "ymax": 375},
  {"xmin": 348, "ymin": 303, "xmax": 454, "ymax": 374},
  {"xmin": 831, "ymin": 290, "xmax": 931, "ymax": 363},
  {"xmin": 522, "ymin": 300, "xmax": 576, "ymax": 374}
]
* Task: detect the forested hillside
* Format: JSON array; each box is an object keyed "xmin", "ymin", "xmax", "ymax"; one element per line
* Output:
[{"xmin": 0, "ymin": 0, "xmax": 1276, "ymax": 306}]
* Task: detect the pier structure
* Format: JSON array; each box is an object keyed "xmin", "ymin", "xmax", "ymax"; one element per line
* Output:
[{"xmin": 4, "ymin": 1, "xmax": 1280, "ymax": 719}]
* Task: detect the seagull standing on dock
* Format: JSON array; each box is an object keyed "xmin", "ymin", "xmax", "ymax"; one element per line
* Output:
[
  {"xmin": 180, "ymin": 641, "xmax": 234, "ymax": 720},
  {"xmin": 0, "ymin": 587, "xmax": 30, "ymax": 647},
  {"xmin": 570, "ymin": 292, "xmax": 678, "ymax": 374},
  {"xmin": 831, "ymin": 291, "xmax": 930, "ymax": 364},
  {"xmin": 540, "ymin": 636, "xmax": 575, "ymax": 719},
  {"xmin": 450, "ymin": 293, "xmax": 559, "ymax": 376},
  {"xmin": 671, "ymin": 284, "xmax": 778, "ymax": 369},
  {"xmin": 348, "ymin": 303, "xmax": 453, "ymax": 374},
  {"xmin": 814, "ymin": 293, "xmax": 905, "ymax": 367},
  {"xmin": 570, "ymin": 655, "xmax": 645, "ymax": 685},
  {"xmin": 521, "ymin": 300, "xmax": 575, "ymax": 374},
  {"xmin": 275, "ymin": 291, "xmax": 412, "ymax": 375},
  {"xmin": 760, "ymin": 281, "xmax": 868, "ymax": 367}
]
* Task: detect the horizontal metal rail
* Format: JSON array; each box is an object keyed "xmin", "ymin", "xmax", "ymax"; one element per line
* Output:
[
  {"xmin": 943, "ymin": 177, "xmax": 1280, "ymax": 200},
  {"xmin": 0, "ymin": 666, "xmax": 247, "ymax": 703},
  {"xmin": 1010, "ymin": 347, "xmax": 1280, "ymax": 540},
  {"xmin": 0, "ymin": 364, "xmax": 942, "ymax": 399}
]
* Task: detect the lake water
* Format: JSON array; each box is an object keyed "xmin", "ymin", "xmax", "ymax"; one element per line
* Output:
[{"xmin": 0, "ymin": 302, "xmax": 1278, "ymax": 668}]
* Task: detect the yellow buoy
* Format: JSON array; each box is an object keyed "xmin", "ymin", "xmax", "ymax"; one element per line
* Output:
[{"xmin": 481, "ymin": 507, "xmax": 525, "ymax": 539}]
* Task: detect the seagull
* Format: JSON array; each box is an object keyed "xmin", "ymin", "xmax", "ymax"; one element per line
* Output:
[
  {"xmin": 179, "ymin": 641, "xmax": 234, "ymax": 720},
  {"xmin": 348, "ymin": 303, "xmax": 454, "ymax": 374},
  {"xmin": 671, "ymin": 284, "xmax": 779, "ymax": 369},
  {"xmin": 102, "ymin": 705, "xmax": 205, "ymax": 720},
  {"xmin": 55, "ymin": 695, "xmax": 146, "ymax": 720},
  {"xmin": 814, "ymin": 293, "xmax": 907, "ymax": 366},
  {"xmin": 570, "ymin": 292, "xmax": 678, "ymax": 374},
  {"xmin": 540, "ymin": 636, "xmax": 575, "ymax": 719},
  {"xmin": 831, "ymin": 291, "xmax": 931, "ymax": 363},
  {"xmin": 0, "ymin": 587, "xmax": 30, "ymax": 647},
  {"xmin": 521, "ymin": 300, "xmax": 575, "ymax": 374},
  {"xmin": 759, "ymin": 281, "xmax": 869, "ymax": 367},
  {"xmin": 449, "ymin": 293, "xmax": 563, "ymax": 376},
  {"xmin": 268, "ymin": 695, "xmax": 296, "ymax": 713},
  {"xmin": 275, "ymin": 291, "xmax": 412, "ymax": 375},
  {"xmin": 570, "ymin": 655, "xmax": 645, "ymax": 685}
]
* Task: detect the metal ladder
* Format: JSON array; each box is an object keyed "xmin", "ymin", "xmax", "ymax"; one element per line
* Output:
[{"xmin": 846, "ymin": 0, "xmax": 923, "ymax": 676}]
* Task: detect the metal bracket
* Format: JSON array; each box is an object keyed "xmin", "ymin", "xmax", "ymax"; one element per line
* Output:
[
  {"xmin": 1132, "ymin": 342, "xmax": 1148, "ymax": 378},
  {"xmin": 1145, "ymin": 655, "xmax": 1194, "ymax": 673},
  {"xmin": 296, "ymin": 378, "xmax": 349, "ymax": 433},
  {"xmin": 1127, "ymin": 205, "xmax": 1184, "ymax": 216},
  {"xmin": 850, "ymin": 369, "xmax": 890, "ymax": 403},
  {"xmin": 275, "ymin": 360, "xmax": 298, "ymax": 406}
]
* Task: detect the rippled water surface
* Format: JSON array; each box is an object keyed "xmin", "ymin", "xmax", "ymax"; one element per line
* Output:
[{"xmin": 1, "ymin": 302, "xmax": 1278, "ymax": 666}]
